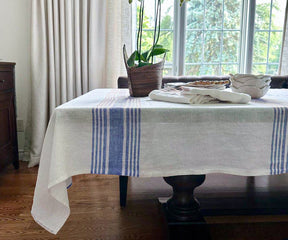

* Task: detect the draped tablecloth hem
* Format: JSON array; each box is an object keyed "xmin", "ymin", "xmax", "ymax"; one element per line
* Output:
[
  {"xmin": 33, "ymin": 166, "xmax": 281, "ymax": 234},
  {"xmin": 31, "ymin": 210, "xmax": 69, "ymax": 235},
  {"xmin": 138, "ymin": 168, "xmax": 273, "ymax": 178},
  {"xmin": 47, "ymin": 168, "xmax": 276, "ymax": 182}
]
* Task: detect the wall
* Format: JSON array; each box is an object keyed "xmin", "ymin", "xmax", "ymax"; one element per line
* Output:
[{"xmin": 0, "ymin": 0, "xmax": 32, "ymax": 156}]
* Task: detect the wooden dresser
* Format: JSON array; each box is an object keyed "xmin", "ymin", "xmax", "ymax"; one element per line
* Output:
[{"xmin": 0, "ymin": 62, "xmax": 19, "ymax": 171}]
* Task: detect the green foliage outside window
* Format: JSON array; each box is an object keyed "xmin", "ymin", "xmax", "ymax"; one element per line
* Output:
[
  {"xmin": 127, "ymin": 0, "xmax": 189, "ymax": 68},
  {"xmin": 137, "ymin": 0, "xmax": 285, "ymax": 75}
]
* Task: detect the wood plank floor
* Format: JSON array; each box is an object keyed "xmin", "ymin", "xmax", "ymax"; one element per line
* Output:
[{"xmin": 1, "ymin": 162, "xmax": 288, "ymax": 240}]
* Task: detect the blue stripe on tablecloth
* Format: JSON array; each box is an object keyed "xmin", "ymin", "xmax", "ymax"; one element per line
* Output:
[
  {"xmin": 273, "ymin": 108, "xmax": 280, "ymax": 174},
  {"xmin": 271, "ymin": 107, "xmax": 288, "ymax": 174},
  {"xmin": 96, "ymin": 108, "xmax": 102, "ymax": 174},
  {"xmin": 94, "ymin": 108, "xmax": 102, "ymax": 174},
  {"xmin": 102, "ymin": 109, "xmax": 108, "ymax": 174},
  {"xmin": 66, "ymin": 182, "xmax": 72, "ymax": 189},
  {"xmin": 121, "ymin": 106, "xmax": 141, "ymax": 177},
  {"xmin": 125, "ymin": 108, "xmax": 130, "ymax": 176},
  {"xmin": 94, "ymin": 109, "xmax": 99, "ymax": 174},
  {"xmin": 270, "ymin": 108, "xmax": 276, "ymax": 174},
  {"xmin": 129, "ymin": 108, "xmax": 134, "ymax": 176},
  {"xmin": 137, "ymin": 108, "xmax": 141, "ymax": 177},
  {"xmin": 91, "ymin": 94, "xmax": 141, "ymax": 177},
  {"xmin": 277, "ymin": 108, "xmax": 284, "ymax": 174},
  {"xmin": 280, "ymin": 108, "xmax": 285, "ymax": 173},
  {"xmin": 91, "ymin": 109, "xmax": 95, "ymax": 173},
  {"xmin": 107, "ymin": 108, "xmax": 124, "ymax": 175},
  {"xmin": 281, "ymin": 108, "xmax": 288, "ymax": 173},
  {"xmin": 133, "ymin": 108, "xmax": 137, "ymax": 177}
]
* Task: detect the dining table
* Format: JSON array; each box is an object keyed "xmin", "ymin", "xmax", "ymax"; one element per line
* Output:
[{"xmin": 31, "ymin": 88, "xmax": 288, "ymax": 234}]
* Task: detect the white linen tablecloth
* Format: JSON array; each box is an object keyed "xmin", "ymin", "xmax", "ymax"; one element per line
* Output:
[{"xmin": 31, "ymin": 88, "xmax": 288, "ymax": 234}]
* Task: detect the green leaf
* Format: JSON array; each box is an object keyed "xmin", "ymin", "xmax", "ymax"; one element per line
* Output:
[
  {"xmin": 134, "ymin": 51, "xmax": 140, "ymax": 60},
  {"xmin": 146, "ymin": 45, "xmax": 165, "ymax": 60},
  {"xmin": 134, "ymin": 51, "xmax": 146, "ymax": 62},
  {"xmin": 150, "ymin": 48, "xmax": 169, "ymax": 57},
  {"xmin": 127, "ymin": 51, "xmax": 137, "ymax": 67},
  {"xmin": 141, "ymin": 50, "xmax": 150, "ymax": 61}
]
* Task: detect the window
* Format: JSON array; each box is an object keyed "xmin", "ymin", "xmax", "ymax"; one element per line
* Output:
[{"xmin": 134, "ymin": 0, "xmax": 286, "ymax": 76}]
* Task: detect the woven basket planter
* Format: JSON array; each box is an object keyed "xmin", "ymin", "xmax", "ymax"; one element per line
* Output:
[{"xmin": 123, "ymin": 46, "xmax": 165, "ymax": 97}]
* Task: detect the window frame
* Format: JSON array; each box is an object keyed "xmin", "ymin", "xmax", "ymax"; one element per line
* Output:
[
  {"xmin": 173, "ymin": 0, "xmax": 283, "ymax": 76},
  {"xmin": 133, "ymin": 0, "xmax": 285, "ymax": 76}
]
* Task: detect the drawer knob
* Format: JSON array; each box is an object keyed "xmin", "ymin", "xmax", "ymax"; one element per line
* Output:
[{"xmin": 0, "ymin": 80, "xmax": 5, "ymax": 83}]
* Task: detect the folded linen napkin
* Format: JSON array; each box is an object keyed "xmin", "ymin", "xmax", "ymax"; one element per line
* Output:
[
  {"xmin": 181, "ymin": 87, "xmax": 251, "ymax": 104},
  {"xmin": 149, "ymin": 87, "xmax": 251, "ymax": 104},
  {"xmin": 148, "ymin": 90, "xmax": 191, "ymax": 104}
]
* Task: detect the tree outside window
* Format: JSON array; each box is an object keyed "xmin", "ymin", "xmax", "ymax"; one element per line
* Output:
[{"xmin": 134, "ymin": 0, "xmax": 286, "ymax": 76}]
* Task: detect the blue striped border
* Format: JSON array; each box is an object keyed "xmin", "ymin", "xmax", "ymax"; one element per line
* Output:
[
  {"xmin": 91, "ymin": 100, "xmax": 141, "ymax": 177},
  {"xmin": 270, "ymin": 107, "xmax": 288, "ymax": 174}
]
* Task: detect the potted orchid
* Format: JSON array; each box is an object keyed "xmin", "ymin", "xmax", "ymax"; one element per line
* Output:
[{"xmin": 124, "ymin": 0, "xmax": 189, "ymax": 97}]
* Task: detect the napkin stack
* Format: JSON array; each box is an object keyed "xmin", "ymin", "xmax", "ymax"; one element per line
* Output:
[{"xmin": 149, "ymin": 87, "xmax": 251, "ymax": 104}]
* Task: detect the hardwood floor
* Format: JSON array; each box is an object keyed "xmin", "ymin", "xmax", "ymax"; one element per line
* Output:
[{"xmin": 1, "ymin": 161, "xmax": 288, "ymax": 240}]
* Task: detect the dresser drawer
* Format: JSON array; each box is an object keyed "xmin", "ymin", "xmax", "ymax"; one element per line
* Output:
[{"xmin": 0, "ymin": 72, "xmax": 14, "ymax": 91}]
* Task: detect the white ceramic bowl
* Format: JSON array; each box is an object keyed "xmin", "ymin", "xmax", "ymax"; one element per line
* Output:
[
  {"xmin": 231, "ymin": 80, "xmax": 270, "ymax": 89},
  {"xmin": 230, "ymin": 85, "xmax": 270, "ymax": 99},
  {"xmin": 230, "ymin": 74, "xmax": 271, "ymax": 99}
]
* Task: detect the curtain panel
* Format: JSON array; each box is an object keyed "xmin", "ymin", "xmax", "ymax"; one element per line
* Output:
[{"xmin": 29, "ymin": 0, "xmax": 132, "ymax": 167}]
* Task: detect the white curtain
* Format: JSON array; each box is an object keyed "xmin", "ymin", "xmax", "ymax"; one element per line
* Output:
[
  {"xmin": 28, "ymin": 0, "xmax": 132, "ymax": 167},
  {"xmin": 279, "ymin": 1, "xmax": 288, "ymax": 75}
]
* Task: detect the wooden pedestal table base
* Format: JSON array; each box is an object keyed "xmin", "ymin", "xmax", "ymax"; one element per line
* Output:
[{"xmin": 162, "ymin": 175, "xmax": 211, "ymax": 240}]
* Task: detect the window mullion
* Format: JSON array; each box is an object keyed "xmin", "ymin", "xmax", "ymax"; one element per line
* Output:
[
  {"xmin": 266, "ymin": 0, "xmax": 273, "ymax": 73},
  {"xmin": 173, "ymin": 0, "xmax": 186, "ymax": 76},
  {"xmin": 220, "ymin": 0, "xmax": 225, "ymax": 75},
  {"xmin": 245, "ymin": 0, "xmax": 256, "ymax": 73},
  {"xmin": 240, "ymin": 0, "xmax": 248, "ymax": 73},
  {"xmin": 172, "ymin": 0, "xmax": 179, "ymax": 75},
  {"xmin": 201, "ymin": 0, "xmax": 206, "ymax": 75},
  {"xmin": 179, "ymin": 3, "xmax": 187, "ymax": 75}
]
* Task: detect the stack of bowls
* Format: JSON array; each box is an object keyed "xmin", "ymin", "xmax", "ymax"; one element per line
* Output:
[{"xmin": 230, "ymin": 74, "xmax": 271, "ymax": 99}]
